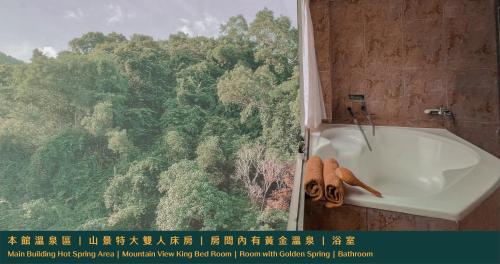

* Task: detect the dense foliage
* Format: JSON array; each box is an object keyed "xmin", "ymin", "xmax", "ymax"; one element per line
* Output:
[{"xmin": 0, "ymin": 9, "xmax": 300, "ymax": 230}]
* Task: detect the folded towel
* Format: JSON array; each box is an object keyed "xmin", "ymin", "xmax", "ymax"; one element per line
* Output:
[
  {"xmin": 323, "ymin": 159, "xmax": 344, "ymax": 208},
  {"xmin": 304, "ymin": 156, "xmax": 324, "ymax": 201}
]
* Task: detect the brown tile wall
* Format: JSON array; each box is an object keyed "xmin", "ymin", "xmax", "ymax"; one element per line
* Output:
[
  {"xmin": 459, "ymin": 187, "xmax": 500, "ymax": 230},
  {"xmin": 304, "ymin": 198, "xmax": 459, "ymax": 231},
  {"xmin": 304, "ymin": 199, "xmax": 368, "ymax": 230},
  {"xmin": 310, "ymin": 0, "xmax": 500, "ymax": 157},
  {"xmin": 311, "ymin": 0, "xmax": 334, "ymax": 122},
  {"xmin": 304, "ymin": 186, "xmax": 500, "ymax": 230}
]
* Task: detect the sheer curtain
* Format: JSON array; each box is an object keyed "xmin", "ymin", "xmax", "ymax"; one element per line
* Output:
[
  {"xmin": 288, "ymin": 0, "xmax": 326, "ymax": 231},
  {"xmin": 299, "ymin": 0, "xmax": 326, "ymax": 131}
]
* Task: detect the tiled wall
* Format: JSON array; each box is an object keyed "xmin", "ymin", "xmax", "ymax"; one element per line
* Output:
[
  {"xmin": 310, "ymin": 0, "xmax": 500, "ymax": 157},
  {"xmin": 304, "ymin": 187, "xmax": 500, "ymax": 230}
]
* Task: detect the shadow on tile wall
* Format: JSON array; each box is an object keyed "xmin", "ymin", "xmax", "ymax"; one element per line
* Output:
[{"xmin": 310, "ymin": 0, "xmax": 500, "ymax": 157}]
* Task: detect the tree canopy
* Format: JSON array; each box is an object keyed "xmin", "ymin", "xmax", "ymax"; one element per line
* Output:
[
  {"xmin": 0, "ymin": 52, "xmax": 24, "ymax": 65},
  {"xmin": 0, "ymin": 9, "xmax": 299, "ymax": 230}
]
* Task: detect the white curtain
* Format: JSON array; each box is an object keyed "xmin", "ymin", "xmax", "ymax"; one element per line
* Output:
[{"xmin": 299, "ymin": 0, "xmax": 326, "ymax": 131}]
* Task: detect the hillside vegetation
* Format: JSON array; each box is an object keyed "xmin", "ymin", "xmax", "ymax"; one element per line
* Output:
[
  {"xmin": 0, "ymin": 52, "xmax": 23, "ymax": 65},
  {"xmin": 0, "ymin": 9, "xmax": 300, "ymax": 230}
]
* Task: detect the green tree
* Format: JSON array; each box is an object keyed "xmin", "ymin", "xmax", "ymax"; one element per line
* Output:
[
  {"xmin": 176, "ymin": 61, "xmax": 223, "ymax": 110},
  {"xmin": 82, "ymin": 101, "xmax": 114, "ymax": 136},
  {"xmin": 217, "ymin": 64, "xmax": 265, "ymax": 121},
  {"xmin": 163, "ymin": 33, "xmax": 216, "ymax": 71},
  {"xmin": 70, "ymin": 32, "xmax": 110, "ymax": 54},
  {"xmin": 212, "ymin": 15, "xmax": 255, "ymax": 68},
  {"xmin": 196, "ymin": 136, "xmax": 225, "ymax": 185},
  {"xmin": 156, "ymin": 161, "xmax": 249, "ymax": 230},
  {"xmin": 12, "ymin": 53, "xmax": 127, "ymax": 128},
  {"xmin": 260, "ymin": 67, "xmax": 301, "ymax": 157},
  {"xmin": 160, "ymin": 99, "xmax": 206, "ymax": 146},
  {"xmin": 110, "ymin": 34, "xmax": 175, "ymax": 146},
  {"xmin": 0, "ymin": 9, "xmax": 299, "ymax": 231},
  {"xmin": 249, "ymin": 9, "xmax": 298, "ymax": 80},
  {"xmin": 106, "ymin": 129, "xmax": 131, "ymax": 157},
  {"xmin": 103, "ymin": 158, "xmax": 161, "ymax": 229},
  {"xmin": 163, "ymin": 130, "xmax": 191, "ymax": 164}
]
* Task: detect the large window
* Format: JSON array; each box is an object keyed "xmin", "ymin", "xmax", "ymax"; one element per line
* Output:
[{"xmin": 0, "ymin": 0, "xmax": 299, "ymax": 230}]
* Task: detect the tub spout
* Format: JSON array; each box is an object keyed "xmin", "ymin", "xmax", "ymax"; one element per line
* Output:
[
  {"xmin": 361, "ymin": 104, "xmax": 375, "ymax": 136},
  {"xmin": 424, "ymin": 106, "xmax": 455, "ymax": 125},
  {"xmin": 424, "ymin": 107, "xmax": 453, "ymax": 117},
  {"xmin": 347, "ymin": 107, "xmax": 373, "ymax": 152},
  {"xmin": 349, "ymin": 94, "xmax": 375, "ymax": 136}
]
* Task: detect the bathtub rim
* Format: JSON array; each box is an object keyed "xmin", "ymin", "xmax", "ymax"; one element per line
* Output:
[{"xmin": 309, "ymin": 124, "xmax": 500, "ymax": 222}]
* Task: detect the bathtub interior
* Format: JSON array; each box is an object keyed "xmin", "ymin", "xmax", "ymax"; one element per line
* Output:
[{"xmin": 313, "ymin": 126, "xmax": 480, "ymax": 198}]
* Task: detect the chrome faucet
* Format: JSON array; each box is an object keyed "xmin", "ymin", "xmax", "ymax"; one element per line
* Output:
[
  {"xmin": 349, "ymin": 94, "xmax": 375, "ymax": 136},
  {"xmin": 424, "ymin": 106, "xmax": 455, "ymax": 123},
  {"xmin": 424, "ymin": 107, "xmax": 453, "ymax": 116},
  {"xmin": 347, "ymin": 107, "xmax": 373, "ymax": 152}
]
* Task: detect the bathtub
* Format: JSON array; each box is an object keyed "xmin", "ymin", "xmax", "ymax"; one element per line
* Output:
[{"xmin": 310, "ymin": 124, "xmax": 500, "ymax": 221}]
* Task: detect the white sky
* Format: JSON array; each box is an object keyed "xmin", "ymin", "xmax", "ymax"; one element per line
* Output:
[{"xmin": 0, "ymin": 0, "xmax": 297, "ymax": 62}]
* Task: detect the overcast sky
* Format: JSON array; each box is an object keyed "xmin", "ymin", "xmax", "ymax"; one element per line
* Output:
[{"xmin": 0, "ymin": 0, "xmax": 297, "ymax": 62}]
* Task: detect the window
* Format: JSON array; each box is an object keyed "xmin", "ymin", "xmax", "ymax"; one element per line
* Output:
[{"xmin": 0, "ymin": 0, "xmax": 299, "ymax": 230}]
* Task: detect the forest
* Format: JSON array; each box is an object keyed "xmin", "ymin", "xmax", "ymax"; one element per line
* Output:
[{"xmin": 0, "ymin": 9, "xmax": 300, "ymax": 230}]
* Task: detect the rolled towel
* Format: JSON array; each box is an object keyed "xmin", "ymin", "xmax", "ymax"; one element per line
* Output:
[
  {"xmin": 304, "ymin": 156, "xmax": 324, "ymax": 201},
  {"xmin": 323, "ymin": 159, "xmax": 344, "ymax": 208}
]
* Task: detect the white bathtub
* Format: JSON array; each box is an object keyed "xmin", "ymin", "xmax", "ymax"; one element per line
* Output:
[{"xmin": 310, "ymin": 124, "xmax": 500, "ymax": 221}]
